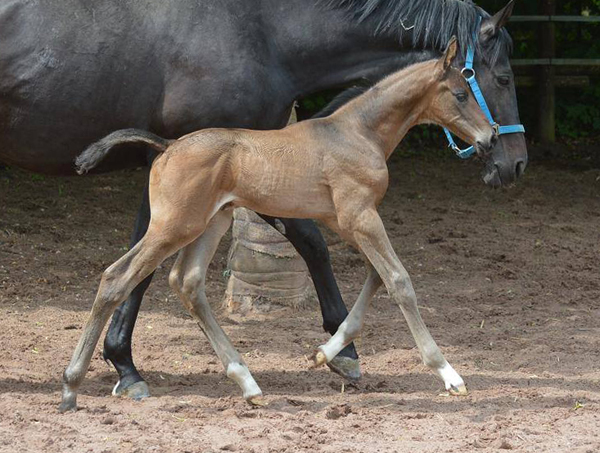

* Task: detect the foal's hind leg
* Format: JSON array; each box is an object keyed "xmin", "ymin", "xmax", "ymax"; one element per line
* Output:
[
  {"xmin": 103, "ymin": 178, "xmax": 153, "ymax": 400},
  {"xmin": 59, "ymin": 230, "xmax": 187, "ymax": 412},
  {"xmin": 169, "ymin": 210, "xmax": 263, "ymax": 405}
]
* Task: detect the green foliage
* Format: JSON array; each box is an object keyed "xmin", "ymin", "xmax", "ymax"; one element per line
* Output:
[
  {"xmin": 487, "ymin": 0, "xmax": 600, "ymax": 141},
  {"xmin": 298, "ymin": 88, "xmax": 341, "ymax": 114},
  {"xmin": 557, "ymin": 84, "xmax": 600, "ymax": 139}
]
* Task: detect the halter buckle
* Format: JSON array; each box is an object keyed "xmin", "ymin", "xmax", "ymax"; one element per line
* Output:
[{"xmin": 461, "ymin": 67, "xmax": 476, "ymax": 80}]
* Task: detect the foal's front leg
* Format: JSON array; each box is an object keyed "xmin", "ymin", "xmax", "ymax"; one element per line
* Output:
[
  {"xmin": 258, "ymin": 215, "xmax": 361, "ymax": 380},
  {"xmin": 169, "ymin": 210, "xmax": 264, "ymax": 405},
  {"xmin": 313, "ymin": 209, "xmax": 466, "ymax": 395},
  {"xmin": 312, "ymin": 263, "xmax": 382, "ymax": 366}
]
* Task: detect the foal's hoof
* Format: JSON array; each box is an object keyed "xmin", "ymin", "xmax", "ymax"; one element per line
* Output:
[
  {"xmin": 309, "ymin": 349, "xmax": 328, "ymax": 368},
  {"xmin": 327, "ymin": 356, "xmax": 362, "ymax": 382},
  {"xmin": 112, "ymin": 380, "xmax": 151, "ymax": 400},
  {"xmin": 448, "ymin": 383, "xmax": 468, "ymax": 396},
  {"xmin": 247, "ymin": 395, "xmax": 268, "ymax": 407}
]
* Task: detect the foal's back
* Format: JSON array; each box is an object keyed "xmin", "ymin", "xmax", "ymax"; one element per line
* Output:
[{"xmin": 152, "ymin": 119, "xmax": 369, "ymax": 221}]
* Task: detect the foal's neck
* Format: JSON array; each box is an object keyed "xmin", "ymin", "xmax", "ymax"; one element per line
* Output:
[{"xmin": 332, "ymin": 60, "xmax": 437, "ymax": 159}]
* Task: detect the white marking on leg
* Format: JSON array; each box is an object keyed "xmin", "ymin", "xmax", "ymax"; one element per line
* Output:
[
  {"xmin": 436, "ymin": 361, "xmax": 465, "ymax": 391},
  {"xmin": 319, "ymin": 320, "xmax": 351, "ymax": 362},
  {"xmin": 112, "ymin": 380, "xmax": 121, "ymax": 396},
  {"xmin": 226, "ymin": 362, "xmax": 262, "ymax": 400},
  {"xmin": 315, "ymin": 268, "xmax": 381, "ymax": 364}
]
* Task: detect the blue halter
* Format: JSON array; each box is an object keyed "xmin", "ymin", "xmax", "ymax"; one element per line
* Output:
[{"xmin": 443, "ymin": 19, "xmax": 525, "ymax": 159}]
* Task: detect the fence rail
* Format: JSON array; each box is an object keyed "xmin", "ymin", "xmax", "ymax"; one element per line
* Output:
[
  {"xmin": 511, "ymin": 10, "xmax": 597, "ymax": 143},
  {"xmin": 512, "ymin": 15, "xmax": 600, "ymax": 23},
  {"xmin": 511, "ymin": 58, "xmax": 600, "ymax": 66}
]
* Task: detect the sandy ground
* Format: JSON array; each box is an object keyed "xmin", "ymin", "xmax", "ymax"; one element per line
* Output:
[{"xmin": 1, "ymin": 152, "xmax": 599, "ymax": 453}]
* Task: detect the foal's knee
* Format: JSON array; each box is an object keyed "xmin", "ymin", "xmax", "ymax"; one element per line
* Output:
[{"xmin": 389, "ymin": 271, "xmax": 416, "ymax": 304}]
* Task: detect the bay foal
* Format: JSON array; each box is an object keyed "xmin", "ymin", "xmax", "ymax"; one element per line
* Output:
[{"xmin": 61, "ymin": 38, "xmax": 496, "ymax": 411}]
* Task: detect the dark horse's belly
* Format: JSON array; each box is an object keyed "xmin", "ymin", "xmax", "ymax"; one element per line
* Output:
[{"xmin": 0, "ymin": 0, "xmax": 291, "ymax": 175}]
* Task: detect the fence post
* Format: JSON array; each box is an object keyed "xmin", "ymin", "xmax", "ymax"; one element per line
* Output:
[{"xmin": 537, "ymin": 0, "xmax": 556, "ymax": 144}]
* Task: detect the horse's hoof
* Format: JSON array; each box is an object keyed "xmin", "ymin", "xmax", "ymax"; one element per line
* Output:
[
  {"xmin": 448, "ymin": 383, "xmax": 468, "ymax": 396},
  {"xmin": 58, "ymin": 400, "xmax": 77, "ymax": 413},
  {"xmin": 327, "ymin": 356, "xmax": 362, "ymax": 382},
  {"xmin": 112, "ymin": 380, "xmax": 151, "ymax": 400},
  {"xmin": 247, "ymin": 395, "xmax": 268, "ymax": 407},
  {"xmin": 310, "ymin": 349, "xmax": 328, "ymax": 368}
]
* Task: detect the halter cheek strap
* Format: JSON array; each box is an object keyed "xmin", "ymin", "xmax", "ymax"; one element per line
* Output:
[{"xmin": 443, "ymin": 18, "xmax": 525, "ymax": 160}]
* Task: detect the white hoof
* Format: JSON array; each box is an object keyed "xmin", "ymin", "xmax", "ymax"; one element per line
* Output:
[{"xmin": 437, "ymin": 363, "xmax": 467, "ymax": 395}]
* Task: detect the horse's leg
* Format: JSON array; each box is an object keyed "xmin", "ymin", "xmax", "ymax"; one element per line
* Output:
[
  {"xmin": 258, "ymin": 215, "xmax": 361, "ymax": 381},
  {"xmin": 103, "ymin": 179, "xmax": 153, "ymax": 400},
  {"xmin": 314, "ymin": 208, "xmax": 466, "ymax": 395},
  {"xmin": 169, "ymin": 210, "xmax": 263, "ymax": 404},
  {"xmin": 59, "ymin": 230, "xmax": 185, "ymax": 412}
]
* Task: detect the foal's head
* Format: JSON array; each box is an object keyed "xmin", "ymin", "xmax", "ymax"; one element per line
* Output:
[{"xmin": 426, "ymin": 37, "xmax": 498, "ymax": 161}]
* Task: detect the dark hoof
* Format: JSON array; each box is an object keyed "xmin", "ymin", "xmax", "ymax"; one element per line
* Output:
[
  {"xmin": 327, "ymin": 356, "xmax": 362, "ymax": 382},
  {"xmin": 58, "ymin": 400, "xmax": 77, "ymax": 413},
  {"xmin": 112, "ymin": 380, "xmax": 151, "ymax": 400}
]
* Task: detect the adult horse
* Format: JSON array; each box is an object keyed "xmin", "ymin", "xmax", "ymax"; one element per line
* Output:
[{"xmin": 0, "ymin": 0, "xmax": 526, "ymax": 399}]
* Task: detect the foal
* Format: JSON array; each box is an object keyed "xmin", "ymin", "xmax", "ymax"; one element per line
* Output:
[{"xmin": 60, "ymin": 38, "xmax": 496, "ymax": 411}]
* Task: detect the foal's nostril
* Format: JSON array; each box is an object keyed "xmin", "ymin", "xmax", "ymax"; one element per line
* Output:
[{"xmin": 515, "ymin": 159, "xmax": 526, "ymax": 179}]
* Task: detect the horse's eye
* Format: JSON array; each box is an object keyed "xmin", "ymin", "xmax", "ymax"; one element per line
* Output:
[
  {"xmin": 497, "ymin": 76, "xmax": 511, "ymax": 86},
  {"xmin": 455, "ymin": 92, "xmax": 468, "ymax": 103}
]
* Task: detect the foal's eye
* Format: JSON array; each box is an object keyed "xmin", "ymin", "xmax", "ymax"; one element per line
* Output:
[
  {"xmin": 497, "ymin": 76, "xmax": 511, "ymax": 86},
  {"xmin": 455, "ymin": 92, "xmax": 468, "ymax": 103}
]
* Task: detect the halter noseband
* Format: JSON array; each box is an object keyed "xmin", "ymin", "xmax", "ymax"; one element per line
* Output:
[{"xmin": 443, "ymin": 18, "xmax": 525, "ymax": 159}]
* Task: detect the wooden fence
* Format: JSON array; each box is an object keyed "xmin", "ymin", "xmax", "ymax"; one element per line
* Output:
[{"xmin": 509, "ymin": 11, "xmax": 600, "ymax": 143}]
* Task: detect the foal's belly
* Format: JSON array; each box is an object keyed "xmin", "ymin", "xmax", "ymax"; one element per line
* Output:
[
  {"xmin": 232, "ymin": 154, "xmax": 334, "ymax": 220},
  {"xmin": 234, "ymin": 178, "xmax": 334, "ymax": 220}
]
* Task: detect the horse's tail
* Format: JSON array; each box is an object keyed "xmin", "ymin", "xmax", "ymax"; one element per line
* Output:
[{"xmin": 75, "ymin": 129, "xmax": 174, "ymax": 174}]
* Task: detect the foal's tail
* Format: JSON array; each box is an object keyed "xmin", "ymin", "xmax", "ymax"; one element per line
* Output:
[{"xmin": 75, "ymin": 129, "xmax": 174, "ymax": 174}]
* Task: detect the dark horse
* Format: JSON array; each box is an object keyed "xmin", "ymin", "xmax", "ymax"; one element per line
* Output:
[{"xmin": 0, "ymin": 0, "xmax": 526, "ymax": 398}]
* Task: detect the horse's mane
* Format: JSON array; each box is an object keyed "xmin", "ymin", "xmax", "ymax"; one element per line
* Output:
[{"xmin": 321, "ymin": 0, "xmax": 512, "ymax": 64}]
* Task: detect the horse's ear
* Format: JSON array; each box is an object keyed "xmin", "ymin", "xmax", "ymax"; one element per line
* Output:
[
  {"xmin": 438, "ymin": 36, "xmax": 458, "ymax": 77},
  {"xmin": 480, "ymin": 0, "xmax": 515, "ymax": 42}
]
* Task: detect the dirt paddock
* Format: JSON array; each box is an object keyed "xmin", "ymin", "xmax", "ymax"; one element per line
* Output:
[{"xmin": 1, "ymin": 152, "xmax": 599, "ymax": 452}]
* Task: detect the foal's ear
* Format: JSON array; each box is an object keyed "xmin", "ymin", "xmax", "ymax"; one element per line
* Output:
[{"xmin": 437, "ymin": 36, "xmax": 458, "ymax": 78}]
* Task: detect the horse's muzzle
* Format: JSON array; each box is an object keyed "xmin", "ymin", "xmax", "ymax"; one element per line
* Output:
[{"xmin": 483, "ymin": 157, "xmax": 527, "ymax": 188}]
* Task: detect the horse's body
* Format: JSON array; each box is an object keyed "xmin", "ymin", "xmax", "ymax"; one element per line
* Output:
[
  {"xmin": 1, "ymin": 0, "xmax": 526, "ymax": 397},
  {"xmin": 60, "ymin": 41, "xmax": 498, "ymax": 411}
]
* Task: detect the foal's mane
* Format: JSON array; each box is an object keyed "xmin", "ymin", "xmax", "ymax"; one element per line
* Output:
[{"xmin": 321, "ymin": 0, "xmax": 512, "ymax": 65}]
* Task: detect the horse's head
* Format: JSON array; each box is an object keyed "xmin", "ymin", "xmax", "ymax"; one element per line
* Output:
[
  {"xmin": 473, "ymin": 0, "xmax": 527, "ymax": 187},
  {"xmin": 428, "ymin": 38, "xmax": 498, "ymax": 159}
]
